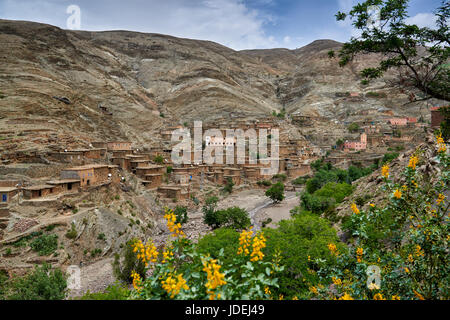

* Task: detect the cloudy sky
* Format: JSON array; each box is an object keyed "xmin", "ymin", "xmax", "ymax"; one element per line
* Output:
[{"xmin": 0, "ymin": 0, "xmax": 443, "ymax": 50}]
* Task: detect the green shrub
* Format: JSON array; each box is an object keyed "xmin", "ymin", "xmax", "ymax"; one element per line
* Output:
[
  {"xmin": 30, "ymin": 234, "xmax": 58, "ymax": 256},
  {"xmin": 97, "ymin": 233, "xmax": 106, "ymax": 241},
  {"xmin": 196, "ymin": 228, "xmax": 240, "ymax": 266},
  {"xmin": 204, "ymin": 206, "xmax": 251, "ymax": 230},
  {"xmin": 223, "ymin": 177, "xmax": 234, "ymax": 194},
  {"xmin": 265, "ymin": 182, "xmax": 285, "ymax": 203},
  {"xmin": 174, "ymin": 206, "xmax": 188, "ymax": 224},
  {"xmin": 113, "ymin": 239, "xmax": 146, "ymax": 284},
  {"xmin": 154, "ymin": 155, "xmax": 164, "ymax": 164},
  {"xmin": 78, "ymin": 283, "xmax": 130, "ymax": 300},
  {"xmin": 263, "ymin": 213, "xmax": 345, "ymax": 298},
  {"xmin": 65, "ymin": 223, "xmax": 77, "ymax": 239},
  {"xmin": 6, "ymin": 264, "xmax": 67, "ymax": 300}
]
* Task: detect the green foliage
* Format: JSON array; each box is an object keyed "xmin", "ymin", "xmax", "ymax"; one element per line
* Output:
[
  {"xmin": 382, "ymin": 152, "xmax": 400, "ymax": 164},
  {"xmin": 335, "ymin": 0, "xmax": 449, "ymax": 100},
  {"xmin": 91, "ymin": 248, "xmax": 102, "ymax": 258},
  {"xmin": 65, "ymin": 223, "xmax": 77, "ymax": 239},
  {"xmin": 6, "ymin": 264, "xmax": 67, "ymax": 300},
  {"xmin": 202, "ymin": 196, "xmax": 219, "ymax": 227},
  {"xmin": 113, "ymin": 239, "xmax": 145, "ymax": 283},
  {"xmin": 223, "ymin": 177, "xmax": 234, "ymax": 194},
  {"xmin": 167, "ymin": 166, "xmax": 173, "ymax": 174},
  {"xmin": 196, "ymin": 228, "xmax": 240, "ymax": 266},
  {"xmin": 30, "ymin": 234, "xmax": 58, "ymax": 256},
  {"xmin": 316, "ymin": 142, "xmax": 450, "ymax": 300},
  {"xmin": 348, "ymin": 123, "xmax": 360, "ymax": 133},
  {"xmin": 97, "ymin": 233, "xmax": 106, "ymax": 241},
  {"xmin": 438, "ymin": 106, "xmax": 450, "ymax": 140},
  {"xmin": 272, "ymin": 173, "xmax": 287, "ymax": 182},
  {"xmin": 263, "ymin": 213, "xmax": 345, "ymax": 298},
  {"xmin": 327, "ymin": 50, "xmax": 335, "ymax": 58},
  {"xmin": 265, "ymin": 182, "xmax": 285, "ymax": 203},
  {"xmin": 257, "ymin": 180, "xmax": 272, "ymax": 187},
  {"xmin": 154, "ymin": 155, "xmax": 164, "ymax": 164},
  {"xmin": 174, "ymin": 206, "xmax": 188, "ymax": 224},
  {"xmin": 204, "ymin": 207, "xmax": 251, "ymax": 230},
  {"xmin": 78, "ymin": 283, "xmax": 130, "ymax": 300},
  {"xmin": 292, "ymin": 176, "xmax": 309, "ymax": 185}
]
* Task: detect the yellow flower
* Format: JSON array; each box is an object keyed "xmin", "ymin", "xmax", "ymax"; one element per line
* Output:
[
  {"xmin": 309, "ymin": 286, "xmax": 318, "ymax": 294},
  {"xmin": 202, "ymin": 259, "xmax": 227, "ymax": 300},
  {"xmin": 415, "ymin": 245, "xmax": 424, "ymax": 257},
  {"xmin": 237, "ymin": 228, "xmax": 253, "ymax": 256},
  {"xmin": 161, "ymin": 272, "xmax": 189, "ymax": 298},
  {"xmin": 408, "ymin": 254, "xmax": 414, "ymax": 263},
  {"xmin": 356, "ymin": 247, "xmax": 363, "ymax": 263},
  {"xmin": 370, "ymin": 203, "xmax": 375, "ymax": 208},
  {"xmin": 332, "ymin": 277, "xmax": 342, "ymax": 286},
  {"xmin": 351, "ymin": 203, "xmax": 360, "ymax": 215},
  {"xmin": 436, "ymin": 193, "xmax": 446, "ymax": 205},
  {"xmin": 328, "ymin": 243, "xmax": 339, "ymax": 256},
  {"xmin": 393, "ymin": 189, "xmax": 402, "ymax": 199},
  {"xmin": 292, "ymin": 296, "xmax": 299, "ymax": 300},
  {"xmin": 131, "ymin": 271, "xmax": 142, "ymax": 291},
  {"xmin": 408, "ymin": 156, "xmax": 419, "ymax": 170},
  {"xmin": 250, "ymin": 233, "xmax": 266, "ymax": 262},
  {"xmin": 391, "ymin": 295, "xmax": 401, "ymax": 300},
  {"xmin": 338, "ymin": 293, "xmax": 354, "ymax": 300},
  {"xmin": 436, "ymin": 133, "xmax": 447, "ymax": 153},
  {"xmin": 133, "ymin": 240, "xmax": 159, "ymax": 266},
  {"xmin": 404, "ymin": 267, "xmax": 410, "ymax": 273},
  {"xmin": 264, "ymin": 286, "xmax": 271, "ymax": 296},
  {"xmin": 164, "ymin": 208, "xmax": 184, "ymax": 237},
  {"xmin": 373, "ymin": 293, "xmax": 385, "ymax": 300},
  {"xmin": 278, "ymin": 294, "xmax": 284, "ymax": 300},
  {"xmin": 381, "ymin": 165, "xmax": 389, "ymax": 179}
]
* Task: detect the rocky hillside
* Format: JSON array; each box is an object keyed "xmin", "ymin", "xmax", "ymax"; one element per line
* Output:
[{"xmin": 0, "ymin": 19, "xmax": 442, "ymax": 156}]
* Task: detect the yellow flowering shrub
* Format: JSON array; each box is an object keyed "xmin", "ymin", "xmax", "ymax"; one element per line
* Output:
[
  {"xmin": 129, "ymin": 208, "xmax": 283, "ymax": 300},
  {"xmin": 314, "ymin": 133, "xmax": 449, "ymax": 300}
]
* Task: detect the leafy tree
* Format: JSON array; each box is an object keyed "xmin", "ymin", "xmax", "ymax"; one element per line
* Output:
[
  {"xmin": 438, "ymin": 106, "xmax": 450, "ymax": 139},
  {"xmin": 334, "ymin": 0, "xmax": 449, "ymax": 101},
  {"xmin": 265, "ymin": 182, "xmax": 285, "ymax": 203},
  {"xmin": 204, "ymin": 206, "xmax": 251, "ymax": 230},
  {"xmin": 202, "ymin": 196, "xmax": 219, "ymax": 227},
  {"xmin": 263, "ymin": 213, "xmax": 345, "ymax": 298},
  {"xmin": 6, "ymin": 264, "xmax": 67, "ymax": 300}
]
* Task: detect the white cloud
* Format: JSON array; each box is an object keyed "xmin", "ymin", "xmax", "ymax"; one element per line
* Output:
[
  {"xmin": 0, "ymin": 0, "xmax": 284, "ymax": 50},
  {"xmin": 283, "ymin": 36, "xmax": 291, "ymax": 44},
  {"xmin": 405, "ymin": 13, "xmax": 437, "ymax": 28}
]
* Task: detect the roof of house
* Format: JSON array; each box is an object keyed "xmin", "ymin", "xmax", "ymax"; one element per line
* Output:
[
  {"xmin": 23, "ymin": 185, "xmax": 54, "ymax": 191},
  {"xmin": 0, "ymin": 187, "xmax": 18, "ymax": 192},
  {"xmin": 63, "ymin": 164, "xmax": 109, "ymax": 171},
  {"xmin": 46, "ymin": 179, "xmax": 81, "ymax": 185}
]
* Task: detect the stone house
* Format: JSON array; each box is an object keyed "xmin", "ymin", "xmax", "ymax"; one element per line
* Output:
[
  {"xmin": 0, "ymin": 187, "xmax": 18, "ymax": 203},
  {"xmin": 107, "ymin": 142, "xmax": 132, "ymax": 151},
  {"xmin": 22, "ymin": 184, "xmax": 61, "ymax": 199}
]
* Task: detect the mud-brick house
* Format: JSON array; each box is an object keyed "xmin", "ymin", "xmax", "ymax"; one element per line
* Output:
[
  {"xmin": 388, "ymin": 118, "xmax": 408, "ymax": 126},
  {"xmin": 112, "ymin": 157, "xmax": 131, "ymax": 171},
  {"xmin": 287, "ymin": 164, "xmax": 311, "ymax": 178},
  {"xmin": 431, "ymin": 106, "xmax": 448, "ymax": 128},
  {"xmin": 142, "ymin": 174, "xmax": 163, "ymax": 189},
  {"xmin": 107, "ymin": 142, "xmax": 132, "ymax": 151},
  {"xmin": 60, "ymin": 164, "xmax": 110, "ymax": 187},
  {"xmin": 157, "ymin": 186, "xmax": 189, "ymax": 200},
  {"xmin": 46, "ymin": 179, "xmax": 81, "ymax": 193},
  {"xmin": 92, "ymin": 142, "xmax": 107, "ymax": 149},
  {"xmin": 130, "ymin": 160, "xmax": 149, "ymax": 172},
  {"xmin": 22, "ymin": 185, "xmax": 61, "ymax": 199},
  {"xmin": 135, "ymin": 165, "xmax": 165, "ymax": 179},
  {"xmin": 0, "ymin": 187, "xmax": 18, "ymax": 203}
]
